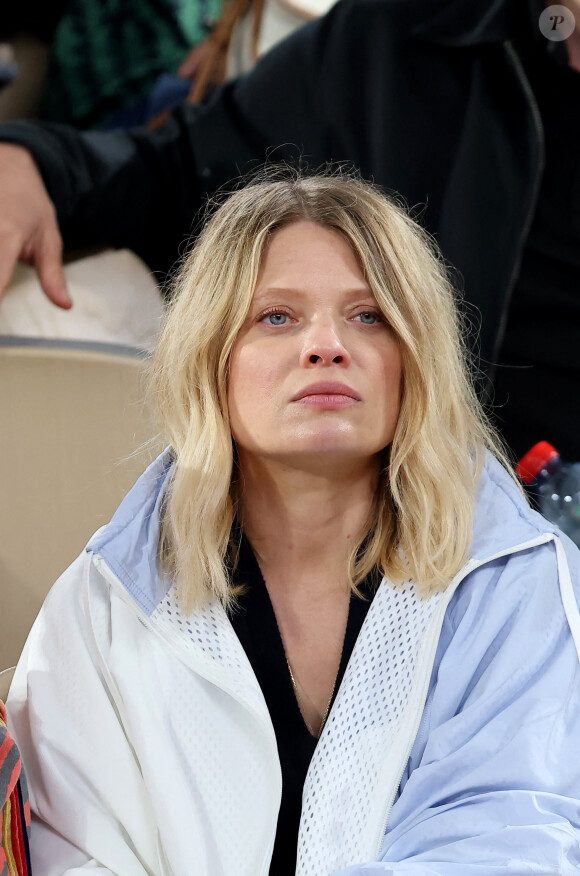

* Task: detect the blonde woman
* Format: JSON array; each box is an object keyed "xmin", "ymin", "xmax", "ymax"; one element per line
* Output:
[{"xmin": 8, "ymin": 173, "xmax": 580, "ymax": 875}]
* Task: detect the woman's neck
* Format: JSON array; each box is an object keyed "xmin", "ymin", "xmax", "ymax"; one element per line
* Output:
[{"xmin": 236, "ymin": 452, "xmax": 380, "ymax": 595}]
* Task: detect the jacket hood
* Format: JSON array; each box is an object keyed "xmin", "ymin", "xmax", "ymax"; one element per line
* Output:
[
  {"xmin": 87, "ymin": 450, "xmax": 555, "ymax": 616},
  {"xmin": 87, "ymin": 448, "xmax": 175, "ymax": 615},
  {"xmin": 470, "ymin": 452, "xmax": 556, "ymax": 559}
]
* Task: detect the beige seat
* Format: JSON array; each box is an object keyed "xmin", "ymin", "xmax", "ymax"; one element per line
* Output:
[{"xmin": 0, "ymin": 338, "xmax": 164, "ymax": 697}]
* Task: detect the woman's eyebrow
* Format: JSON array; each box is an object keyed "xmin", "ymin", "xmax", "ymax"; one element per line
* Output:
[{"xmin": 252, "ymin": 286, "xmax": 373, "ymax": 303}]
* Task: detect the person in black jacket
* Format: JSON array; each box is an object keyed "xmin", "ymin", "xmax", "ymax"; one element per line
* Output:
[{"xmin": 0, "ymin": 0, "xmax": 578, "ymax": 461}]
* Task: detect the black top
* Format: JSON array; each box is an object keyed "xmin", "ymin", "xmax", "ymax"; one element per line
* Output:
[
  {"xmin": 494, "ymin": 44, "xmax": 580, "ymax": 461},
  {"xmin": 229, "ymin": 533, "xmax": 376, "ymax": 876}
]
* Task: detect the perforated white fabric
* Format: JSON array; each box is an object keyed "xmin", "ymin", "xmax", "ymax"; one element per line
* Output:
[
  {"xmin": 147, "ymin": 585, "xmax": 281, "ymax": 876},
  {"xmin": 137, "ymin": 576, "xmax": 455, "ymax": 875},
  {"xmin": 296, "ymin": 578, "xmax": 450, "ymax": 875},
  {"xmin": 151, "ymin": 585, "xmax": 272, "ymax": 722}
]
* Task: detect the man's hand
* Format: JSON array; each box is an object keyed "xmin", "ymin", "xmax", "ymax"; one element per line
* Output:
[{"xmin": 0, "ymin": 143, "xmax": 71, "ymax": 308}]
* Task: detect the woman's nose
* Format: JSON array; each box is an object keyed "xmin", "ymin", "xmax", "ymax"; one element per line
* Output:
[{"xmin": 299, "ymin": 321, "xmax": 351, "ymax": 367}]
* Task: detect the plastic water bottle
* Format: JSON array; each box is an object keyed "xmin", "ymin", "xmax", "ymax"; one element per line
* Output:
[{"xmin": 517, "ymin": 441, "xmax": 580, "ymax": 547}]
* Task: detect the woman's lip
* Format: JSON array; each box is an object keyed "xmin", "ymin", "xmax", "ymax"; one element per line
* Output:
[
  {"xmin": 294, "ymin": 393, "xmax": 359, "ymax": 408},
  {"xmin": 292, "ymin": 382, "xmax": 361, "ymax": 401}
]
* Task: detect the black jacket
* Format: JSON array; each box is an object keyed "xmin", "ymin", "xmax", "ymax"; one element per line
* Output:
[{"xmin": 0, "ymin": 0, "xmax": 545, "ymax": 373}]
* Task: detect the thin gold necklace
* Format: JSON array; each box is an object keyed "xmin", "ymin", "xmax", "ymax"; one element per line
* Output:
[
  {"xmin": 264, "ymin": 568, "xmax": 345, "ymax": 739},
  {"xmin": 285, "ymin": 655, "xmax": 336, "ymax": 739}
]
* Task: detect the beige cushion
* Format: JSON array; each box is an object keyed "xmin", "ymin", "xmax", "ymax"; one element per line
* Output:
[{"xmin": 0, "ymin": 250, "xmax": 164, "ymax": 351}]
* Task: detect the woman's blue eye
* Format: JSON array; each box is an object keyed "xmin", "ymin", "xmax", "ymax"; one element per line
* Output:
[
  {"xmin": 357, "ymin": 311, "xmax": 381, "ymax": 324},
  {"xmin": 266, "ymin": 312, "xmax": 288, "ymax": 325}
]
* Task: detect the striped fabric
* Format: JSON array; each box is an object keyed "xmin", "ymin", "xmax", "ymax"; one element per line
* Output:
[{"xmin": 0, "ymin": 704, "xmax": 30, "ymax": 876}]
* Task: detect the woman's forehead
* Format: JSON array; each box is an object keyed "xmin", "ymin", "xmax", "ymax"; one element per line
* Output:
[{"xmin": 254, "ymin": 221, "xmax": 372, "ymax": 295}]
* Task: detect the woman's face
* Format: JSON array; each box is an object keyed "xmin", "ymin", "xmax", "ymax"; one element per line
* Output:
[{"xmin": 227, "ymin": 221, "xmax": 402, "ymax": 472}]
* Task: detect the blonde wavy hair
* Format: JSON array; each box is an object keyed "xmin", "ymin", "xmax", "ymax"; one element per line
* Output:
[{"xmin": 151, "ymin": 170, "xmax": 511, "ymax": 613}]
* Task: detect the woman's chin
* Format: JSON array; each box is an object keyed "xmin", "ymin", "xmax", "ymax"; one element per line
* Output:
[{"xmin": 270, "ymin": 443, "xmax": 383, "ymax": 476}]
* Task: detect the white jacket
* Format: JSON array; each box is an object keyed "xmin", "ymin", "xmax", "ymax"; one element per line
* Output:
[{"xmin": 7, "ymin": 452, "xmax": 580, "ymax": 875}]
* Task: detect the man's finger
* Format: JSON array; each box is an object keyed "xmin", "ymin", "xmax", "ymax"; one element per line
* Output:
[
  {"xmin": 35, "ymin": 229, "xmax": 72, "ymax": 309},
  {"xmin": 0, "ymin": 236, "xmax": 22, "ymax": 303}
]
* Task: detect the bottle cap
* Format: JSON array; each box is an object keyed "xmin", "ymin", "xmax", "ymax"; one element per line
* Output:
[{"xmin": 516, "ymin": 441, "xmax": 560, "ymax": 484}]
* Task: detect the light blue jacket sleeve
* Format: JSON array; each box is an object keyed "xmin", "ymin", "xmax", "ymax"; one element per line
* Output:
[{"xmin": 335, "ymin": 537, "xmax": 580, "ymax": 875}]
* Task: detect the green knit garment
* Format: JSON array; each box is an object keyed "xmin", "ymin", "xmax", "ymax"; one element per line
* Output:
[{"xmin": 40, "ymin": 0, "xmax": 222, "ymax": 129}]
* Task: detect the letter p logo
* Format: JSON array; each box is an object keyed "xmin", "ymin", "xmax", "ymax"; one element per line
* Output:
[{"xmin": 539, "ymin": 5, "xmax": 575, "ymax": 40}]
